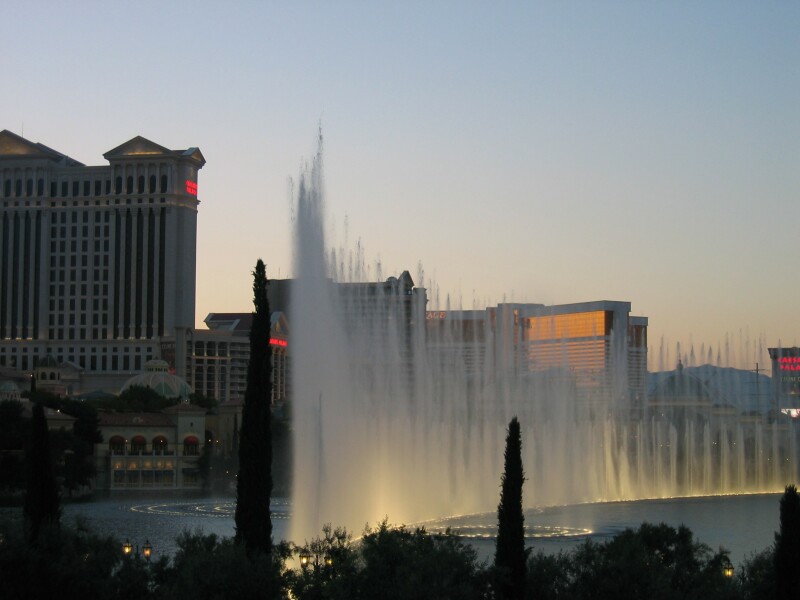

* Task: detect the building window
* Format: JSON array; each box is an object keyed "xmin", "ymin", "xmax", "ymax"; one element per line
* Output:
[
  {"xmin": 183, "ymin": 436, "xmax": 200, "ymax": 456},
  {"xmin": 153, "ymin": 436, "xmax": 169, "ymax": 454},
  {"xmin": 138, "ymin": 176, "xmax": 145, "ymax": 194},
  {"xmin": 130, "ymin": 435, "xmax": 147, "ymax": 454},
  {"xmin": 109, "ymin": 435, "xmax": 126, "ymax": 455},
  {"xmin": 160, "ymin": 174, "xmax": 168, "ymax": 193},
  {"xmin": 126, "ymin": 176, "xmax": 133, "ymax": 194}
]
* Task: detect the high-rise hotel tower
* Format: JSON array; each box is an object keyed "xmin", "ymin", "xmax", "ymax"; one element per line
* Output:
[{"xmin": 0, "ymin": 130, "xmax": 204, "ymax": 391}]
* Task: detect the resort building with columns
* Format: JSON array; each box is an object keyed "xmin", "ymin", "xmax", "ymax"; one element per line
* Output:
[{"xmin": 0, "ymin": 129, "xmax": 204, "ymax": 393}]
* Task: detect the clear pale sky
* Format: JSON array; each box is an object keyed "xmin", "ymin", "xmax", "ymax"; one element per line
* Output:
[{"xmin": 3, "ymin": 2, "xmax": 798, "ymax": 370}]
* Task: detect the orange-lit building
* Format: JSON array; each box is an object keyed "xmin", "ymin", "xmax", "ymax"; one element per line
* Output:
[
  {"xmin": 427, "ymin": 300, "xmax": 648, "ymax": 410},
  {"xmin": 517, "ymin": 301, "xmax": 647, "ymax": 407}
]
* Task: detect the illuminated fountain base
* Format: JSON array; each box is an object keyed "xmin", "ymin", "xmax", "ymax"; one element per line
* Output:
[{"xmin": 288, "ymin": 137, "xmax": 796, "ymax": 545}]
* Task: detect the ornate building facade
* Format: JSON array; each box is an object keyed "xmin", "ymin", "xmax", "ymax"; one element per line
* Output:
[{"xmin": 0, "ymin": 130, "xmax": 204, "ymax": 392}]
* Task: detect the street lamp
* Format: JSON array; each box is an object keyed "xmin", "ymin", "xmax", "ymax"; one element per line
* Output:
[
  {"xmin": 143, "ymin": 540, "xmax": 152, "ymax": 561},
  {"xmin": 723, "ymin": 558, "xmax": 734, "ymax": 578},
  {"xmin": 299, "ymin": 549, "xmax": 311, "ymax": 569},
  {"xmin": 122, "ymin": 539, "xmax": 133, "ymax": 556}
]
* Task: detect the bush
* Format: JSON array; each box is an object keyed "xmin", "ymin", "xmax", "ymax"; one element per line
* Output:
[
  {"xmin": 0, "ymin": 519, "xmax": 121, "ymax": 600},
  {"xmin": 356, "ymin": 521, "xmax": 487, "ymax": 600},
  {"xmin": 155, "ymin": 530, "xmax": 284, "ymax": 600},
  {"xmin": 527, "ymin": 523, "xmax": 739, "ymax": 600}
]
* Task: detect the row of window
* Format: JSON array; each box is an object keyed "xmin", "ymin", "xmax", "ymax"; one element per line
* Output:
[
  {"xmin": 1, "ymin": 175, "xmax": 170, "ymax": 198},
  {"xmin": 49, "ymin": 210, "xmax": 110, "ymax": 224},
  {"xmin": 109, "ymin": 435, "xmax": 199, "ymax": 454},
  {"xmin": 50, "ymin": 255, "xmax": 110, "ymax": 271},
  {"xmin": 0, "ymin": 345, "xmax": 157, "ymax": 371},
  {"xmin": 49, "ymin": 283, "xmax": 109, "ymax": 299},
  {"xmin": 51, "ymin": 225, "xmax": 110, "ymax": 239}
]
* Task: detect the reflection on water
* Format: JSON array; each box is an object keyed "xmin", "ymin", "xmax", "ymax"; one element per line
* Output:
[
  {"xmin": 57, "ymin": 496, "xmax": 292, "ymax": 560},
  {"xmin": 422, "ymin": 493, "xmax": 782, "ymax": 564},
  {"xmin": 1, "ymin": 493, "xmax": 781, "ymax": 565},
  {"xmin": 129, "ymin": 498, "xmax": 291, "ymax": 519}
]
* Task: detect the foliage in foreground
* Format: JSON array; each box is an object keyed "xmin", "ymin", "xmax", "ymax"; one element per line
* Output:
[
  {"xmin": 527, "ymin": 522, "xmax": 737, "ymax": 600},
  {"xmin": 0, "ymin": 516, "xmax": 782, "ymax": 600},
  {"xmin": 496, "ymin": 416, "xmax": 526, "ymax": 600},
  {"xmin": 235, "ymin": 258, "xmax": 273, "ymax": 558}
]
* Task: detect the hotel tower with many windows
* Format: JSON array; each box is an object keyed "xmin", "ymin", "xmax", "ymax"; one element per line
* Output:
[{"xmin": 0, "ymin": 130, "xmax": 204, "ymax": 392}]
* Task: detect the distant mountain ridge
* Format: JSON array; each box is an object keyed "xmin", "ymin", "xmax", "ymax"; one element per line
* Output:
[{"xmin": 648, "ymin": 364, "xmax": 771, "ymax": 414}]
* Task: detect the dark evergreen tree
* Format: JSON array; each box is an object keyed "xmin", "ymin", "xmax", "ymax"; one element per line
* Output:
[
  {"xmin": 23, "ymin": 402, "xmax": 61, "ymax": 542},
  {"xmin": 775, "ymin": 484, "xmax": 800, "ymax": 600},
  {"xmin": 235, "ymin": 259, "xmax": 273, "ymax": 560},
  {"xmin": 495, "ymin": 416, "xmax": 526, "ymax": 600}
]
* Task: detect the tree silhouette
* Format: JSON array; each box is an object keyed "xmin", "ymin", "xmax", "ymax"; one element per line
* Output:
[
  {"xmin": 775, "ymin": 484, "xmax": 800, "ymax": 600},
  {"xmin": 24, "ymin": 402, "xmax": 61, "ymax": 542},
  {"xmin": 235, "ymin": 259, "xmax": 273, "ymax": 562},
  {"xmin": 495, "ymin": 416, "xmax": 525, "ymax": 600}
]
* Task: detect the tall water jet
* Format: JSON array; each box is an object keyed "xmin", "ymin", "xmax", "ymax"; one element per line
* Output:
[{"xmin": 288, "ymin": 138, "xmax": 797, "ymax": 544}]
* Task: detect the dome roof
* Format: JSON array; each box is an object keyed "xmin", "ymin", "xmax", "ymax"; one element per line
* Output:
[{"xmin": 121, "ymin": 360, "xmax": 192, "ymax": 400}]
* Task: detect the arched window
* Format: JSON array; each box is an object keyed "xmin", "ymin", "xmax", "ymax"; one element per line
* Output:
[
  {"xmin": 160, "ymin": 174, "xmax": 168, "ymax": 193},
  {"xmin": 183, "ymin": 435, "xmax": 199, "ymax": 456},
  {"xmin": 137, "ymin": 175, "xmax": 145, "ymax": 194},
  {"xmin": 109, "ymin": 435, "xmax": 126, "ymax": 455},
  {"xmin": 115, "ymin": 176, "xmax": 122, "ymax": 194},
  {"xmin": 126, "ymin": 176, "xmax": 133, "ymax": 194},
  {"xmin": 149, "ymin": 175, "xmax": 156, "ymax": 193},
  {"xmin": 153, "ymin": 436, "xmax": 169, "ymax": 454},
  {"xmin": 130, "ymin": 435, "xmax": 147, "ymax": 454}
]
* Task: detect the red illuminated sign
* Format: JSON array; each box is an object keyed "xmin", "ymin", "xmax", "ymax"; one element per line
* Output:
[
  {"xmin": 185, "ymin": 180, "xmax": 198, "ymax": 196},
  {"xmin": 779, "ymin": 357, "xmax": 800, "ymax": 371},
  {"xmin": 270, "ymin": 338, "xmax": 288, "ymax": 348}
]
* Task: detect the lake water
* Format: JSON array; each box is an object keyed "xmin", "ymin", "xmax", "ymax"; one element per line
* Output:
[{"xmin": 2, "ymin": 492, "xmax": 781, "ymax": 565}]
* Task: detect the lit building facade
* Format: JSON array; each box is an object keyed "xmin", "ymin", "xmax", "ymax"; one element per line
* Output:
[
  {"xmin": 516, "ymin": 301, "xmax": 647, "ymax": 407},
  {"xmin": 188, "ymin": 311, "xmax": 290, "ymax": 409},
  {"xmin": 768, "ymin": 346, "xmax": 800, "ymax": 418},
  {"xmin": 94, "ymin": 403, "xmax": 206, "ymax": 490},
  {"xmin": 426, "ymin": 300, "xmax": 648, "ymax": 410},
  {"xmin": 425, "ymin": 309, "xmax": 492, "ymax": 378},
  {"xmin": 0, "ymin": 130, "xmax": 204, "ymax": 392}
]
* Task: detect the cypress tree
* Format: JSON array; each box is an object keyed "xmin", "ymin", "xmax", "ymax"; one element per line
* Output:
[
  {"xmin": 495, "ymin": 416, "xmax": 526, "ymax": 600},
  {"xmin": 775, "ymin": 484, "xmax": 800, "ymax": 600},
  {"xmin": 24, "ymin": 402, "xmax": 61, "ymax": 542},
  {"xmin": 235, "ymin": 259, "xmax": 273, "ymax": 559}
]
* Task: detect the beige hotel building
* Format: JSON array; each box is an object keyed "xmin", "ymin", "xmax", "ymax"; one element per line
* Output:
[{"xmin": 0, "ymin": 130, "xmax": 204, "ymax": 392}]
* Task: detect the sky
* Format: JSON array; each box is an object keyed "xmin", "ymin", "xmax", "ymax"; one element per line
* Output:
[{"xmin": 2, "ymin": 2, "xmax": 798, "ymax": 370}]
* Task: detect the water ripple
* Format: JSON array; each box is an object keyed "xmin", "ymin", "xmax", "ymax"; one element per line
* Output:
[{"xmin": 130, "ymin": 499, "xmax": 292, "ymax": 520}]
